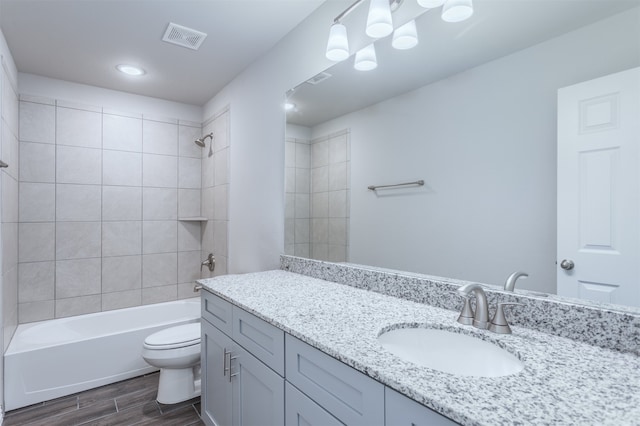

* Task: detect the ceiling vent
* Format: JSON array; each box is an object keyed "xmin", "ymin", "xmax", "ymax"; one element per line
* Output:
[
  {"xmin": 306, "ymin": 72, "xmax": 332, "ymax": 85},
  {"xmin": 162, "ymin": 22, "xmax": 207, "ymax": 50}
]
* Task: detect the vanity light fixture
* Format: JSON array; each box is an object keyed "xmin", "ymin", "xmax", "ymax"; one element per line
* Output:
[
  {"xmin": 354, "ymin": 44, "xmax": 378, "ymax": 71},
  {"xmin": 325, "ymin": 0, "xmax": 472, "ymax": 63},
  {"xmin": 441, "ymin": 0, "xmax": 474, "ymax": 22},
  {"xmin": 392, "ymin": 20, "xmax": 418, "ymax": 50},
  {"xmin": 366, "ymin": 0, "xmax": 394, "ymax": 38}
]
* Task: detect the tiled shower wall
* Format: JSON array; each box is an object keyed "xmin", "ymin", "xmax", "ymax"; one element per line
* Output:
[
  {"xmin": 285, "ymin": 129, "xmax": 350, "ymax": 262},
  {"xmin": 200, "ymin": 107, "xmax": 230, "ymax": 278},
  {"xmin": 1, "ymin": 61, "xmax": 19, "ymax": 355},
  {"xmin": 17, "ymin": 95, "xmax": 204, "ymax": 323},
  {"xmin": 284, "ymin": 137, "xmax": 311, "ymax": 257}
]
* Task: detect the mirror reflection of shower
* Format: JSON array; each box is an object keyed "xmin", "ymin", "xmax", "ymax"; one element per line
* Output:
[{"xmin": 195, "ymin": 132, "xmax": 214, "ymax": 156}]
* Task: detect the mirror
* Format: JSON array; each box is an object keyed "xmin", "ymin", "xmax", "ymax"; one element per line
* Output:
[{"xmin": 284, "ymin": 0, "xmax": 640, "ymax": 309}]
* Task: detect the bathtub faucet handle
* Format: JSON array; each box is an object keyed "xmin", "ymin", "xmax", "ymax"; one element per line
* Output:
[{"xmin": 201, "ymin": 253, "xmax": 215, "ymax": 272}]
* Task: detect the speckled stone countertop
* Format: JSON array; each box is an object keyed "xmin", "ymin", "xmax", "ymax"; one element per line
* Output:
[{"xmin": 199, "ymin": 270, "xmax": 640, "ymax": 426}]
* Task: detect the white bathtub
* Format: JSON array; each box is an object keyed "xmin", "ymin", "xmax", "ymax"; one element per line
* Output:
[{"xmin": 5, "ymin": 298, "xmax": 201, "ymax": 411}]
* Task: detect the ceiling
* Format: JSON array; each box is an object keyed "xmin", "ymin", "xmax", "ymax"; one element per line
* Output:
[
  {"xmin": 0, "ymin": 0, "xmax": 325, "ymax": 106},
  {"xmin": 287, "ymin": 0, "xmax": 640, "ymax": 127}
]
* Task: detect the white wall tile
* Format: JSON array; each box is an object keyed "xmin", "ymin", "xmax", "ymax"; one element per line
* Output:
[
  {"xmin": 19, "ymin": 182, "xmax": 55, "ymax": 222},
  {"xmin": 20, "ymin": 142, "xmax": 55, "ymax": 182},
  {"xmin": 143, "ymin": 120, "xmax": 178, "ymax": 156},
  {"xmin": 55, "ymin": 294, "xmax": 102, "ymax": 318},
  {"xmin": 213, "ymin": 220, "xmax": 228, "ymax": 258},
  {"xmin": 295, "ymin": 219, "xmax": 310, "ymax": 244},
  {"xmin": 201, "ymin": 154, "xmax": 214, "ymax": 188},
  {"xmin": 328, "ymin": 190, "xmax": 347, "ymax": 218},
  {"xmin": 102, "ymin": 221, "xmax": 142, "ymax": 257},
  {"xmin": 312, "ymin": 192, "xmax": 328, "ymax": 218},
  {"xmin": 178, "ymin": 250, "xmax": 201, "ymax": 283},
  {"xmin": 213, "ymin": 185, "xmax": 228, "ymax": 221},
  {"xmin": 102, "ymin": 289, "xmax": 141, "ymax": 311},
  {"xmin": 178, "ymin": 282, "xmax": 197, "ymax": 299},
  {"xmin": 56, "ymin": 184, "xmax": 101, "ymax": 221},
  {"xmin": 178, "ymin": 157, "xmax": 201, "ymax": 189},
  {"xmin": 285, "ymin": 168, "xmax": 295, "ymax": 193},
  {"xmin": 285, "ymin": 218, "xmax": 294, "ymax": 246},
  {"xmin": 179, "ymin": 125, "xmax": 202, "ymax": 158},
  {"xmin": 2, "ymin": 223, "xmax": 18, "ymax": 272},
  {"xmin": 103, "ymin": 114, "xmax": 142, "ymax": 152},
  {"xmin": 178, "ymin": 189, "xmax": 201, "ymax": 218},
  {"xmin": 102, "ymin": 255, "xmax": 142, "ymax": 293},
  {"xmin": 201, "ymin": 187, "xmax": 214, "ymax": 218},
  {"xmin": 329, "ymin": 162, "xmax": 347, "ymax": 191},
  {"xmin": 142, "ymin": 188, "xmax": 177, "ymax": 220},
  {"xmin": 312, "ymin": 140, "xmax": 328, "ymax": 168},
  {"xmin": 18, "ymin": 222, "xmax": 55, "ymax": 262},
  {"xmin": 103, "ymin": 186, "xmax": 142, "ymax": 221},
  {"xmin": 142, "ymin": 284, "xmax": 177, "ymax": 305},
  {"xmin": 143, "ymin": 221, "xmax": 177, "ymax": 254},
  {"xmin": 18, "ymin": 261, "xmax": 55, "ymax": 303},
  {"xmin": 329, "ymin": 218, "xmax": 348, "ymax": 246},
  {"xmin": 285, "ymin": 141, "xmax": 295, "ymax": 168},
  {"xmin": 19, "ymin": 300, "xmax": 55, "ymax": 323},
  {"xmin": 178, "ymin": 222, "xmax": 201, "ymax": 252},
  {"xmin": 56, "ymin": 145, "xmax": 102, "ymax": 184},
  {"xmin": 103, "ymin": 150, "xmax": 142, "ymax": 186},
  {"xmin": 311, "ymin": 218, "xmax": 329, "ymax": 244},
  {"xmin": 143, "ymin": 153, "xmax": 177, "ymax": 188},
  {"xmin": 329, "ymin": 134, "xmax": 348, "ymax": 164},
  {"xmin": 312, "ymin": 166, "xmax": 329, "ymax": 193},
  {"xmin": 295, "ymin": 168, "xmax": 309, "ymax": 193},
  {"xmin": 295, "ymin": 194, "xmax": 310, "ymax": 219},
  {"xmin": 214, "ymin": 148, "xmax": 229, "ymax": 186},
  {"xmin": 55, "ymin": 258, "xmax": 101, "ymax": 298},
  {"xmin": 296, "ymin": 143, "xmax": 310, "ymax": 168},
  {"xmin": 56, "ymin": 222, "xmax": 101, "ymax": 260},
  {"xmin": 142, "ymin": 252, "xmax": 177, "ymax": 287},
  {"xmin": 19, "ymin": 101, "xmax": 55, "ymax": 144},
  {"xmin": 285, "ymin": 193, "xmax": 294, "ymax": 219},
  {"xmin": 3, "ymin": 174, "xmax": 19, "ymax": 222},
  {"xmin": 56, "ymin": 107, "xmax": 102, "ymax": 148},
  {"xmin": 328, "ymin": 245, "xmax": 347, "ymax": 262}
]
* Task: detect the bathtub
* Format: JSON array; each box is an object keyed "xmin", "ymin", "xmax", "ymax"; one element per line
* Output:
[{"xmin": 5, "ymin": 298, "xmax": 200, "ymax": 411}]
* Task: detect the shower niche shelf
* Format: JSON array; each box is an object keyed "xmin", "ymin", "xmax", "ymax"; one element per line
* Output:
[{"xmin": 178, "ymin": 217, "xmax": 209, "ymax": 222}]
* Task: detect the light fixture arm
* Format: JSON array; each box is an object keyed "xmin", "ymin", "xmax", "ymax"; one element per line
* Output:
[{"xmin": 333, "ymin": 0, "xmax": 365, "ymax": 24}]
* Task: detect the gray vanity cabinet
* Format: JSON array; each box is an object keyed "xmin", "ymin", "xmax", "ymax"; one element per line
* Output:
[
  {"xmin": 201, "ymin": 291, "xmax": 285, "ymax": 426},
  {"xmin": 285, "ymin": 382, "xmax": 343, "ymax": 426},
  {"xmin": 385, "ymin": 388, "xmax": 458, "ymax": 426}
]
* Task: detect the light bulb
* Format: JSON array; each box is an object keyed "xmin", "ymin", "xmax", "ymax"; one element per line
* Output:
[
  {"xmin": 116, "ymin": 64, "xmax": 145, "ymax": 76},
  {"xmin": 326, "ymin": 23, "xmax": 349, "ymax": 61},
  {"xmin": 366, "ymin": 0, "xmax": 393, "ymax": 38},
  {"xmin": 392, "ymin": 20, "xmax": 418, "ymax": 50},
  {"xmin": 417, "ymin": 0, "xmax": 445, "ymax": 7},
  {"xmin": 442, "ymin": 0, "xmax": 473, "ymax": 23},
  {"xmin": 354, "ymin": 44, "xmax": 377, "ymax": 71}
]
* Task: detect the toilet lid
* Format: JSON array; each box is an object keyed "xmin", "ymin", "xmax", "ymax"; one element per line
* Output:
[{"xmin": 144, "ymin": 322, "xmax": 201, "ymax": 349}]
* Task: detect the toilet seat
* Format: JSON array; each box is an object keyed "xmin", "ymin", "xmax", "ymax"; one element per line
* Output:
[{"xmin": 144, "ymin": 322, "xmax": 201, "ymax": 350}]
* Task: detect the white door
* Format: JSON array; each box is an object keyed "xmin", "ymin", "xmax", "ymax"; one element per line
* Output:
[{"xmin": 557, "ymin": 67, "xmax": 640, "ymax": 307}]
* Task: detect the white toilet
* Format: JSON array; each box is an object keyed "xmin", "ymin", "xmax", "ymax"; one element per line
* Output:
[{"xmin": 142, "ymin": 322, "xmax": 202, "ymax": 404}]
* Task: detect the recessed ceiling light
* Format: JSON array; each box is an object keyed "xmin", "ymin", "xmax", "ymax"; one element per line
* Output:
[{"xmin": 116, "ymin": 64, "xmax": 146, "ymax": 76}]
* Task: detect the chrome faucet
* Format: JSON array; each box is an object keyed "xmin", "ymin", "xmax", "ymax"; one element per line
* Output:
[
  {"xmin": 457, "ymin": 283, "xmax": 490, "ymax": 329},
  {"xmin": 504, "ymin": 271, "xmax": 528, "ymax": 291}
]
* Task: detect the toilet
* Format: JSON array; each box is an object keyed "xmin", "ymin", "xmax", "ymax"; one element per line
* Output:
[{"xmin": 142, "ymin": 322, "xmax": 202, "ymax": 404}]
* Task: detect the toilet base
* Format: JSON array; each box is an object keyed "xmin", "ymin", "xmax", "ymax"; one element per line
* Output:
[{"xmin": 157, "ymin": 365, "xmax": 201, "ymax": 404}]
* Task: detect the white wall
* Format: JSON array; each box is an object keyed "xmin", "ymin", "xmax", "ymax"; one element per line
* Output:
[
  {"xmin": 203, "ymin": 2, "xmax": 346, "ymax": 273},
  {"xmin": 310, "ymin": 9, "xmax": 640, "ymax": 293}
]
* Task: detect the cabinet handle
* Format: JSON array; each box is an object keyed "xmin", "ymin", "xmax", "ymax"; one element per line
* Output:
[
  {"xmin": 223, "ymin": 348, "xmax": 230, "ymax": 377},
  {"xmin": 228, "ymin": 355, "xmax": 238, "ymax": 383}
]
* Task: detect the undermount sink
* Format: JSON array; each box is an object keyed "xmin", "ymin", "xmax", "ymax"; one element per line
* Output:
[{"xmin": 378, "ymin": 327, "xmax": 524, "ymax": 377}]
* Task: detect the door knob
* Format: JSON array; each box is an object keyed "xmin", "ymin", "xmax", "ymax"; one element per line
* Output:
[{"xmin": 560, "ymin": 259, "xmax": 574, "ymax": 270}]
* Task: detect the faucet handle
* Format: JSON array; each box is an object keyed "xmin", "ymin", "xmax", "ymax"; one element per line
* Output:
[
  {"xmin": 456, "ymin": 296, "xmax": 475, "ymax": 326},
  {"xmin": 489, "ymin": 303, "xmax": 522, "ymax": 334}
]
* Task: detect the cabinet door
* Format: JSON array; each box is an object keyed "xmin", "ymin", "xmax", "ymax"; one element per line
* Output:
[
  {"xmin": 285, "ymin": 382, "xmax": 343, "ymax": 426},
  {"xmin": 202, "ymin": 320, "xmax": 233, "ymax": 426},
  {"xmin": 232, "ymin": 343, "xmax": 285, "ymax": 426},
  {"xmin": 385, "ymin": 388, "xmax": 458, "ymax": 426}
]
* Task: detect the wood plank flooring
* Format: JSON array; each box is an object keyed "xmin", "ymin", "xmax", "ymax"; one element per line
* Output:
[{"xmin": 4, "ymin": 372, "xmax": 204, "ymax": 425}]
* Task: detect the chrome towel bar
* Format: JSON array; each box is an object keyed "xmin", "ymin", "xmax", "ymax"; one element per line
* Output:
[
  {"xmin": 367, "ymin": 179, "xmax": 424, "ymax": 191},
  {"xmin": 0, "ymin": 160, "xmax": 8, "ymax": 168}
]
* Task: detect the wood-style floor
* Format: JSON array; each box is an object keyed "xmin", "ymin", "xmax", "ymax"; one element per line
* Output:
[{"xmin": 3, "ymin": 372, "xmax": 204, "ymax": 425}]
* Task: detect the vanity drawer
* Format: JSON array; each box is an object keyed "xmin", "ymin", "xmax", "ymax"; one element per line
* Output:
[
  {"xmin": 285, "ymin": 382, "xmax": 343, "ymax": 426},
  {"xmin": 232, "ymin": 305, "xmax": 285, "ymax": 376},
  {"xmin": 201, "ymin": 289, "xmax": 233, "ymax": 336},
  {"xmin": 285, "ymin": 334, "xmax": 384, "ymax": 426}
]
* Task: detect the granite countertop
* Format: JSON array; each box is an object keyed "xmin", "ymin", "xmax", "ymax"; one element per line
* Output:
[{"xmin": 198, "ymin": 270, "xmax": 640, "ymax": 426}]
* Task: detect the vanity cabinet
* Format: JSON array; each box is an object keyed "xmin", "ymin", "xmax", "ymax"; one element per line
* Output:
[
  {"xmin": 201, "ymin": 291, "xmax": 285, "ymax": 426},
  {"xmin": 385, "ymin": 388, "xmax": 458, "ymax": 426},
  {"xmin": 202, "ymin": 289, "xmax": 457, "ymax": 426}
]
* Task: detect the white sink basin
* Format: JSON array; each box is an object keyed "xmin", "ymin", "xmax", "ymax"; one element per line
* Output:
[{"xmin": 378, "ymin": 327, "xmax": 524, "ymax": 377}]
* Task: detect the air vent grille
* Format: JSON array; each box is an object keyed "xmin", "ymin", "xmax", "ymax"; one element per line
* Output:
[
  {"xmin": 162, "ymin": 22, "xmax": 207, "ymax": 50},
  {"xmin": 306, "ymin": 72, "xmax": 332, "ymax": 85}
]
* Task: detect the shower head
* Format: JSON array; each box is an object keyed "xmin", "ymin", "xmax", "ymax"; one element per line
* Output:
[{"xmin": 195, "ymin": 133, "xmax": 213, "ymax": 147}]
